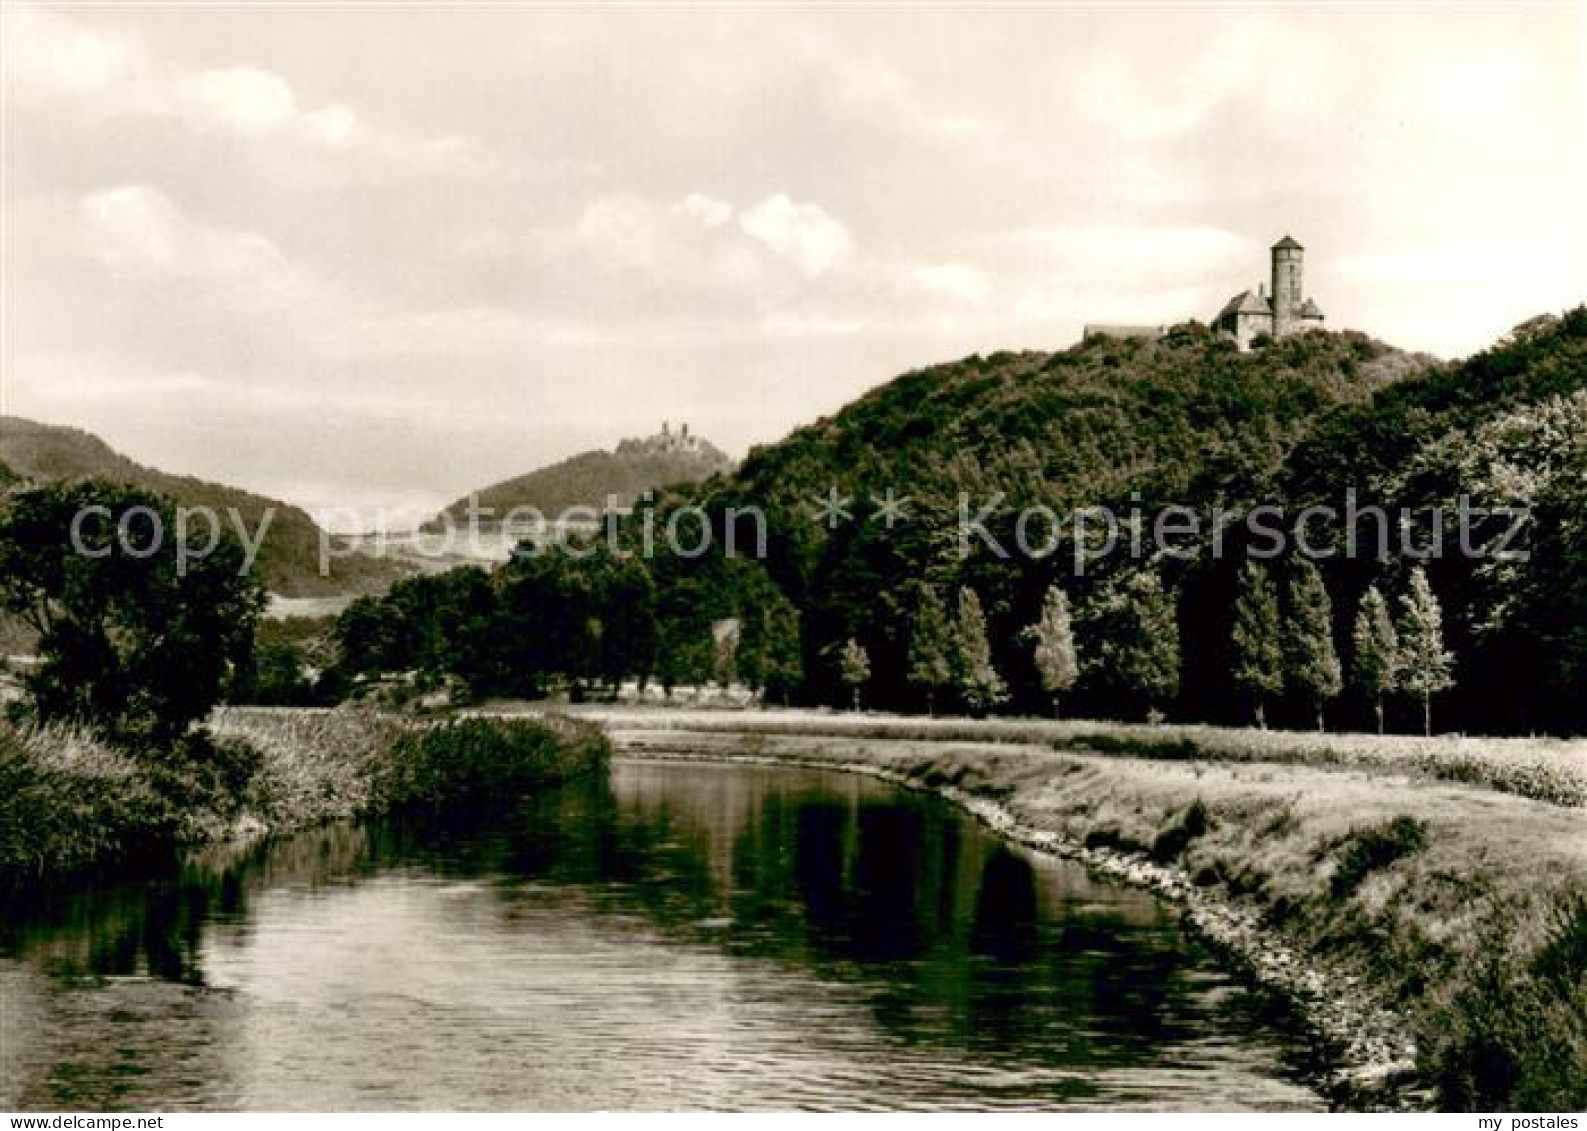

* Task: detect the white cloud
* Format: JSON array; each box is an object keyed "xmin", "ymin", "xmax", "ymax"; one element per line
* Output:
[
  {"xmin": 4, "ymin": 4, "xmax": 479, "ymax": 174},
  {"xmin": 80, "ymin": 185, "xmax": 297, "ymax": 304},
  {"xmin": 678, "ymin": 193, "xmax": 734, "ymax": 228},
  {"xmin": 738, "ymin": 193, "xmax": 854, "ymax": 278},
  {"xmin": 2, "ymin": 4, "xmax": 135, "ymax": 98},
  {"xmin": 824, "ymin": 52, "xmax": 994, "ymax": 145},
  {"xmin": 554, "ymin": 191, "xmax": 856, "ymax": 296},
  {"xmin": 298, "ymin": 104, "xmax": 357, "ymax": 147},
  {"xmin": 180, "ymin": 67, "xmax": 298, "ymax": 132},
  {"xmin": 907, "ymin": 263, "xmax": 991, "ymax": 304},
  {"xmin": 1069, "ymin": 22, "xmax": 1268, "ymax": 139}
]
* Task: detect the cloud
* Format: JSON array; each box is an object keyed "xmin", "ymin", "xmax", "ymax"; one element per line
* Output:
[
  {"xmin": 547, "ymin": 190, "xmax": 858, "ymax": 296},
  {"xmin": 2, "ymin": 4, "xmax": 135, "ymax": 97},
  {"xmin": 1068, "ymin": 22, "xmax": 1269, "ymax": 139},
  {"xmin": 906, "ymin": 263, "xmax": 991, "ymax": 304},
  {"xmin": 7, "ymin": 4, "xmax": 1581, "ymax": 518},
  {"xmin": 301, "ymin": 104, "xmax": 358, "ymax": 147},
  {"xmin": 829, "ymin": 56, "xmax": 991, "ymax": 143},
  {"xmin": 679, "ymin": 193, "xmax": 734, "ymax": 228},
  {"xmin": 180, "ymin": 67, "xmax": 298, "ymax": 132},
  {"xmin": 4, "ymin": 3, "xmax": 482, "ymax": 173},
  {"xmin": 79, "ymin": 185, "xmax": 300, "ymax": 305},
  {"xmin": 738, "ymin": 193, "xmax": 854, "ymax": 277}
]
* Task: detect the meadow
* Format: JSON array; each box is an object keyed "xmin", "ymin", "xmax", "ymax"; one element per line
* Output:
[{"xmin": 556, "ymin": 706, "xmax": 1587, "ymax": 806}]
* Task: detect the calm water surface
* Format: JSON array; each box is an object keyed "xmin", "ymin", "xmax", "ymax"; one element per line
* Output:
[{"xmin": 1, "ymin": 761, "xmax": 1324, "ymax": 1110}]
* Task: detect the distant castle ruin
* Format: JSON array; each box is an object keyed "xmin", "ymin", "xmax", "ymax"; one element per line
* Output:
[
  {"xmin": 1083, "ymin": 234, "xmax": 1326, "ymax": 351},
  {"xmin": 617, "ymin": 421, "xmax": 705, "ymax": 456}
]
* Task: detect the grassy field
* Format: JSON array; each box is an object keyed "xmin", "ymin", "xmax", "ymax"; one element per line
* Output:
[
  {"xmin": 549, "ymin": 706, "xmax": 1587, "ymax": 806},
  {"xmin": 557, "ymin": 706, "xmax": 1584, "ymax": 1111}
]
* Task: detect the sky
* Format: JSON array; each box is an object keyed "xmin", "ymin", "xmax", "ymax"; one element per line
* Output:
[{"xmin": 3, "ymin": 2, "xmax": 1584, "ymax": 527}]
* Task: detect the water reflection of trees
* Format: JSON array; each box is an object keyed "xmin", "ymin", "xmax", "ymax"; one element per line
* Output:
[
  {"xmin": 481, "ymin": 764, "xmax": 1239, "ymax": 1072},
  {"xmin": 2, "ymin": 761, "xmax": 1294, "ymax": 1095}
]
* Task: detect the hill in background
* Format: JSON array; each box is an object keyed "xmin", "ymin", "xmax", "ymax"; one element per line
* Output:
[
  {"xmin": 433, "ymin": 422, "xmax": 732, "ymax": 526},
  {"xmin": 0, "ymin": 417, "xmax": 409, "ymax": 598},
  {"xmin": 658, "ymin": 317, "xmax": 1582, "ymax": 732}
]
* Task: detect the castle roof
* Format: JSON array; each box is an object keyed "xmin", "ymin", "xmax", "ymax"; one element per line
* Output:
[
  {"xmin": 1298, "ymin": 297, "xmax": 1325, "ymax": 318},
  {"xmin": 1217, "ymin": 288, "xmax": 1272, "ymax": 319},
  {"xmin": 1272, "ymin": 235, "xmax": 1304, "ymax": 251}
]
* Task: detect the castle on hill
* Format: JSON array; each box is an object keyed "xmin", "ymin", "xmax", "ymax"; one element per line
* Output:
[
  {"xmin": 616, "ymin": 421, "xmax": 705, "ymax": 457},
  {"xmin": 1211, "ymin": 235, "xmax": 1326, "ymax": 349},
  {"xmin": 1084, "ymin": 235, "xmax": 1326, "ymax": 351}
]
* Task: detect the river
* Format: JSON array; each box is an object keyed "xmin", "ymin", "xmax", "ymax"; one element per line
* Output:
[{"xmin": 1, "ymin": 760, "xmax": 1325, "ymax": 1110}]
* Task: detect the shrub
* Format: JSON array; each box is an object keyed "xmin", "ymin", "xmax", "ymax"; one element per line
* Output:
[
  {"xmin": 375, "ymin": 715, "xmax": 609, "ymax": 807},
  {"xmin": 1330, "ymin": 815, "xmax": 1428, "ymax": 896},
  {"xmin": 1423, "ymin": 894, "xmax": 1587, "ymax": 1110},
  {"xmin": 0, "ymin": 721, "xmax": 169, "ymax": 881},
  {"xmin": 1083, "ymin": 825, "xmax": 1144, "ymax": 854},
  {"xmin": 1150, "ymin": 797, "xmax": 1211, "ymax": 862},
  {"xmin": 136, "ymin": 730, "xmax": 263, "ymax": 844}
]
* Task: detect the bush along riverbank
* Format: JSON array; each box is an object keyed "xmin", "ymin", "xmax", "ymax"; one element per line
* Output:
[
  {"xmin": 599, "ymin": 719, "xmax": 1585, "ymax": 1112},
  {"xmin": 0, "ymin": 709, "xmax": 610, "ymax": 886}
]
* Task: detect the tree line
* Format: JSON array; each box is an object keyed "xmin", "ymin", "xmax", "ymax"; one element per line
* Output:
[
  {"xmin": 830, "ymin": 561, "xmax": 1454, "ymax": 734},
  {"xmin": 301, "ymin": 517, "xmax": 1462, "ymax": 736}
]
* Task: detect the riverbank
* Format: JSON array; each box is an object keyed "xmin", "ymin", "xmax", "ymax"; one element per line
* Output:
[
  {"xmin": 558, "ymin": 706, "xmax": 1585, "ymax": 1112},
  {"xmin": 0, "ymin": 709, "xmax": 609, "ymax": 885}
]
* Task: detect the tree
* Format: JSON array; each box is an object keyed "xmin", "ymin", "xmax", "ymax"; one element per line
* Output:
[
  {"xmin": 906, "ymin": 585, "xmax": 953, "ymax": 715},
  {"xmin": 590, "ymin": 554, "xmax": 657, "ymax": 693},
  {"xmin": 237, "ymin": 640, "xmax": 317, "ymax": 706},
  {"xmin": 1026, "ymin": 584, "xmax": 1079, "ymax": 718},
  {"xmin": 712, "ymin": 619, "xmax": 740, "ymax": 689},
  {"xmin": 952, "ymin": 587, "xmax": 1007, "ymax": 716},
  {"xmin": 1082, "ymin": 569, "xmax": 1179, "ymax": 721},
  {"xmin": 739, "ymin": 585, "xmax": 803, "ymax": 705},
  {"xmin": 1511, "ymin": 446, "xmax": 1587, "ymax": 732},
  {"xmin": 838, "ymin": 637, "xmax": 870, "ymax": 711},
  {"xmin": 0, "ymin": 481, "xmax": 263, "ymax": 743},
  {"xmin": 1351, "ymin": 584, "xmax": 1401, "ymax": 734},
  {"xmin": 1285, "ymin": 560, "xmax": 1343, "ymax": 732},
  {"xmin": 1230, "ymin": 562, "xmax": 1284, "ymax": 729},
  {"xmin": 334, "ymin": 594, "xmax": 401, "ymax": 678},
  {"xmin": 1399, "ymin": 566, "xmax": 1455, "ymax": 736}
]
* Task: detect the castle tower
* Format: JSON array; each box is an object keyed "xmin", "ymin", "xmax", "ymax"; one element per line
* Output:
[{"xmin": 1270, "ymin": 235, "xmax": 1304, "ymax": 338}]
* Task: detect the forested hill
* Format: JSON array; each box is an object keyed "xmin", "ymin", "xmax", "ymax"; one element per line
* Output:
[
  {"xmin": 675, "ymin": 315, "xmax": 1584, "ymax": 732},
  {"xmin": 434, "ymin": 431, "xmax": 732, "ymax": 525},
  {"xmin": 317, "ymin": 313, "xmax": 1584, "ymax": 735},
  {"xmin": 0, "ymin": 417, "xmax": 406, "ymax": 597},
  {"xmin": 717, "ymin": 326, "xmax": 1433, "ymax": 572}
]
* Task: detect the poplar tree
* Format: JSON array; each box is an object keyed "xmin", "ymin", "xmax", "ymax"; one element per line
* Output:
[
  {"xmin": 907, "ymin": 586, "xmax": 953, "ymax": 716},
  {"xmin": 838, "ymin": 637, "xmax": 871, "ymax": 712},
  {"xmin": 1230, "ymin": 562, "xmax": 1284, "ymax": 729},
  {"xmin": 1084, "ymin": 569, "xmax": 1180, "ymax": 721},
  {"xmin": 1351, "ymin": 584, "xmax": 1400, "ymax": 734},
  {"xmin": 1026, "ymin": 584, "xmax": 1079, "ymax": 718},
  {"xmin": 953, "ymin": 587, "xmax": 1007, "ymax": 716},
  {"xmin": 1286, "ymin": 560, "xmax": 1343, "ymax": 732},
  {"xmin": 1398, "ymin": 567, "xmax": 1455, "ymax": 736}
]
